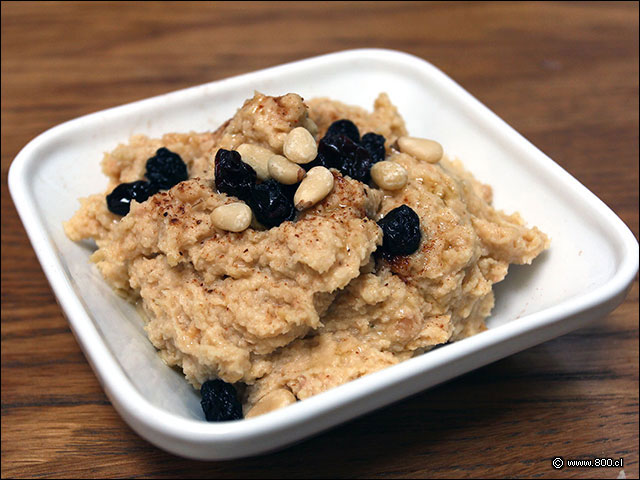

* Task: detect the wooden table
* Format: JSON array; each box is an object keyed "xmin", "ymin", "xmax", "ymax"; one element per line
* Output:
[{"xmin": 2, "ymin": 2, "xmax": 638, "ymax": 478}]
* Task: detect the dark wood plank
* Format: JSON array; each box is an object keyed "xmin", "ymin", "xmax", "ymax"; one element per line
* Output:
[{"xmin": 2, "ymin": 1, "xmax": 638, "ymax": 478}]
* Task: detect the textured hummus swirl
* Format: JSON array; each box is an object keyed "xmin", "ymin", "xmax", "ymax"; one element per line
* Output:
[{"xmin": 64, "ymin": 91, "xmax": 549, "ymax": 412}]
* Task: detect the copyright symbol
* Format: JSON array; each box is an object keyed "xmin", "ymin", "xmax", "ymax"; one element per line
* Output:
[{"xmin": 552, "ymin": 457, "xmax": 564, "ymax": 469}]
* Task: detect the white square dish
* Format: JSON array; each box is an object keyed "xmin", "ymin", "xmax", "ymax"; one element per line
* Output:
[{"xmin": 8, "ymin": 48, "xmax": 638, "ymax": 460}]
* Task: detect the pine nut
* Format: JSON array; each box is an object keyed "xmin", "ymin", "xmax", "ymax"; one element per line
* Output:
[
  {"xmin": 302, "ymin": 116, "xmax": 318, "ymax": 137},
  {"xmin": 294, "ymin": 166, "xmax": 334, "ymax": 210},
  {"xmin": 283, "ymin": 127, "xmax": 318, "ymax": 164},
  {"xmin": 211, "ymin": 202, "xmax": 252, "ymax": 232},
  {"xmin": 370, "ymin": 161, "xmax": 408, "ymax": 190},
  {"xmin": 236, "ymin": 143, "xmax": 272, "ymax": 180},
  {"xmin": 268, "ymin": 155, "xmax": 306, "ymax": 185},
  {"xmin": 245, "ymin": 389, "xmax": 297, "ymax": 418},
  {"xmin": 397, "ymin": 136, "xmax": 443, "ymax": 164}
]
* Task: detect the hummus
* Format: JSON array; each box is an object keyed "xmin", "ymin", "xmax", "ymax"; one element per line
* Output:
[{"xmin": 64, "ymin": 92, "xmax": 549, "ymax": 416}]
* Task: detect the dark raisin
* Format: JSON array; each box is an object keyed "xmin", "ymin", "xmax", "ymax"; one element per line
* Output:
[
  {"xmin": 248, "ymin": 179, "xmax": 296, "ymax": 228},
  {"xmin": 313, "ymin": 135, "xmax": 340, "ymax": 169},
  {"xmin": 361, "ymin": 133, "xmax": 386, "ymax": 163},
  {"xmin": 214, "ymin": 148, "xmax": 256, "ymax": 201},
  {"xmin": 326, "ymin": 119, "xmax": 360, "ymax": 143},
  {"xmin": 106, "ymin": 180, "xmax": 157, "ymax": 216},
  {"xmin": 279, "ymin": 182, "xmax": 300, "ymax": 203},
  {"xmin": 200, "ymin": 379, "xmax": 243, "ymax": 422},
  {"xmin": 341, "ymin": 142, "xmax": 373, "ymax": 183},
  {"xmin": 301, "ymin": 154, "xmax": 327, "ymax": 171},
  {"xmin": 311, "ymin": 135, "xmax": 345, "ymax": 170},
  {"xmin": 145, "ymin": 147, "xmax": 188, "ymax": 190},
  {"xmin": 314, "ymin": 134, "xmax": 372, "ymax": 182},
  {"xmin": 377, "ymin": 205, "xmax": 422, "ymax": 256}
]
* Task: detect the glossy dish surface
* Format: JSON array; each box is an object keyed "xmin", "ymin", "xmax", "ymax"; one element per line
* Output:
[{"xmin": 8, "ymin": 49, "xmax": 638, "ymax": 460}]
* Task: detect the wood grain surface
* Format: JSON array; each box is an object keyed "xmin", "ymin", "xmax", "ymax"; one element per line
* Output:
[{"xmin": 2, "ymin": 2, "xmax": 638, "ymax": 478}]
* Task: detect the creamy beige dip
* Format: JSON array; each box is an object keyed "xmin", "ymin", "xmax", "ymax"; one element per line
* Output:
[{"xmin": 64, "ymin": 92, "xmax": 549, "ymax": 416}]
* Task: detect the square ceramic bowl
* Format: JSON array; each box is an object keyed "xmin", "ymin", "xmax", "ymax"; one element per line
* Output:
[{"xmin": 8, "ymin": 49, "xmax": 638, "ymax": 460}]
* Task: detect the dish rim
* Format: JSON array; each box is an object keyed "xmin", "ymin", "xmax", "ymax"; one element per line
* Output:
[{"xmin": 7, "ymin": 48, "xmax": 638, "ymax": 457}]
